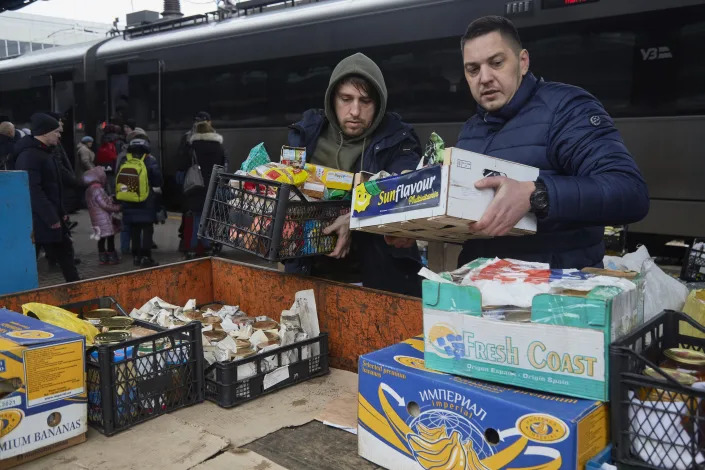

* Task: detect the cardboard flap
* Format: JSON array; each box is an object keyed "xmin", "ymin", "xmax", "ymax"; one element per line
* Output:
[{"xmin": 422, "ymin": 281, "xmax": 482, "ymax": 315}]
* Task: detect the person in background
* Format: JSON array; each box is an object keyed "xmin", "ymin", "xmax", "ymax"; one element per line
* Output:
[
  {"xmin": 123, "ymin": 118, "xmax": 137, "ymax": 137},
  {"xmin": 0, "ymin": 121, "xmax": 16, "ymax": 170},
  {"xmin": 286, "ymin": 53, "xmax": 423, "ymax": 296},
  {"xmin": 454, "ymin": 16, "xmax": 649, "ymax": 269},
  {"xmin": 119, "ymin": 138, "xmax": 163, "ymax": 268},
  {"xmin": 14, "ymin": 113, "xmax": 80, "ymax": 282},
  {"xmin": 176, "ymin": 111, "xmax": 212, "ymax": 253},
  {"xmin": 178, "ymin": 120, "xmax": 226, "ymax": 259},
  {"xmin": 96, "ymin": 123, "xmax": 124, "ymax": 196},
  {"xmin": 115, "ymin": 127, "xmax": 149, "ymax": 257},
  {"xmin": 77, "ymin": 136, "xmax": 95, "ymax": 172},
  {"xmin": 83, "ymin": 166, "xmax": 121, "ymax": 265}
]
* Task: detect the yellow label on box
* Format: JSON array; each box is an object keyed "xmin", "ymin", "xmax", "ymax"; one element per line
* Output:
[
  {"xmin": 577, "ymin": 404, "xmax": 609, "ymax": 469},
  {"xmin": 23, "ymin": 340, "xmax": 85, "ymax": 408}
]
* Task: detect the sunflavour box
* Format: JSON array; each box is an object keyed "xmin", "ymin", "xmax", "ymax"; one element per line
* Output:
[
  {"xmin": 358, "ymin": 337, "xmax": 609, "ymax": 470},
  {"xmin": 349, "ymin": 147, "xmax": 538, "ymax": 243},
  {"xmin": 0, "ymin": 309, "xmax": 86, "ymax": 466}
]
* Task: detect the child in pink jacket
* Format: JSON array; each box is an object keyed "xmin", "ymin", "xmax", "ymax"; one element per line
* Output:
[{"xmin": 82, "ymin": 166, "xmax": 121, "ymax": 264}]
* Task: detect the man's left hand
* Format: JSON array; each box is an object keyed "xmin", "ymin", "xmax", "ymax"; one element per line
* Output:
[
  {"xmin": 468, "ymin": 177, "xmax": 535, "ymax": 237},
  {"xmin": 384, "ymin": 236, "xmax": 416, "ymax": 249}
]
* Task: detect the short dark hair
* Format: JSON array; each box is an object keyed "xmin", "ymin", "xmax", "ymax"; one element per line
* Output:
[
  {"xmin": 335, "ymin": 75, "xmax": 380, "ymax": 109},
  {"xmin": 125, "ymin": 118, "xmax": 137, "ymax": 130},
  {"xmin": 460, "ymin": 15, "xmax": 523, "ymax": 53}
]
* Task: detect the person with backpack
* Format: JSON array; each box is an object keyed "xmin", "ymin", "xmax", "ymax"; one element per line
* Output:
[
  {"xmin": 96, "ymin": 124, "xmax": 124, "ymax": 195},
  {"xmin": 178, "ymin": 120, "xmax": 227, "ymax": 258},
  {"xmin": 82, "ymin": 166, "xmax": 121, "ymax": 265},
  {"xmin": 116, "ymin": 137, "xmax": 163, "ymax": 268}
]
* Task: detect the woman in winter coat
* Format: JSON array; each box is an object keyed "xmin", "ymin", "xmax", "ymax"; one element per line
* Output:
[
  {"xmin": 179, "ymin": 121, "xmax": 226, "ymax": 258},
  {"xmin": 77, "ymin": 136, "xmax": 95, "ymax": 172},
  {"xmin": 82, "ymin": 166, "xmax": 121, "ymax": 265}
]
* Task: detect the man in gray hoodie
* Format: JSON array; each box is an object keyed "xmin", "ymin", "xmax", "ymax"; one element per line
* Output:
[{"xmin": 287, "ymin": 53, "xmax": 423, "ymax": 296}]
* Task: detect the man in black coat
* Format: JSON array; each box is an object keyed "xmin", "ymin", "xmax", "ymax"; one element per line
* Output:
[{"xmin": 14, "ymin": 113, "xmax": 80, "ymax": 283}]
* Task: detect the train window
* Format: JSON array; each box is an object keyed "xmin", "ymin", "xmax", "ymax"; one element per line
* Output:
[
  {"xmin": 6, "ymin": 41, "xmax": 18, "ymax": 57},
  {"xmin": 282, "ymin": 61, "xmax": 333, "ymax": 122},
  {"xmin": 371, "ymin": 40, "xmax": 471, "ymax": 123},
  {"xmin": 676, "ymin": 21, "xmax": 705, "ymax": 113},
  {"xmin": 0, "ymin": 86, "xmax": 50, "ymax": 124},
  {"xmin": 19, "ymin": 42, "xmax": 30, "ymax": 55}
]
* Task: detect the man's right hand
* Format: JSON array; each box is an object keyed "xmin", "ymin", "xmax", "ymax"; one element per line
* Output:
[
  {"xmin": 50, "ymin": 222, "xmax": 61, "ymax": 229},
  {"xmin": 323, "ymin": 213, "xmax": 352, "ymax": 259}
]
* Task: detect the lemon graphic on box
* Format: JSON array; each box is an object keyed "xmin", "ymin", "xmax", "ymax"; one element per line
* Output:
[{"xmin": 354, "ymin": 181, "xmax": 381, "ymax": 214}]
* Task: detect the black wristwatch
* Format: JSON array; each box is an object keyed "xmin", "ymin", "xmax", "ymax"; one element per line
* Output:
[{"xmin": 529, "ymin": 179, "xmax": 549, "ymax": 218}]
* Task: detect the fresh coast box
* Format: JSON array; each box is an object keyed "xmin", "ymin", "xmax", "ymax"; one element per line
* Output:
[
  {"xmin": 421, "ymin": 260, "xmax": 643, "ymax": 401},
  {"xmin": 349, "ymin": 147, "xmax": 538, "ymax": 243},
  {"xmin": 358, "ymin": 337, "xmax": 608, "ymax": 470},
  {"xmin": 0, "ymin": 309, "xmax": 86, "ymax": 467}
]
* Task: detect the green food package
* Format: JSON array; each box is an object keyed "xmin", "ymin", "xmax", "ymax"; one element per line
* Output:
[
  {"xmin": 324, "ymin": 188, "xmax": 352, "ymax": 201},
  {"xmin": 422, "ymin": 132, "xmax": 445, "ymax": 166},
  {"xmin": 240, "ymin": 142, "xmax": 271, "ymax": 172}
]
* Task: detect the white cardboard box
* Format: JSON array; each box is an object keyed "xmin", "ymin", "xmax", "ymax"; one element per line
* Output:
[{"xmin": 349, "ymin": 147, "xmax": 539, "ymax": 242}]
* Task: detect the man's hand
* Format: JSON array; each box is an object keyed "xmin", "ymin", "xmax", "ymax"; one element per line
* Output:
[
  {"xmin": 50, "ymin": 222, "xmax": 61, "ymax": 229},
  {"xmin": 384, "ymin": 236, "xmax": 416, "ymax": 249},
  {"xmin": 323, "ymin": 213, "xmax": 352, "ymax": 259},
  {"xmin": 468, "ymin": 177, "xmax": 535, "ymax": 237}
]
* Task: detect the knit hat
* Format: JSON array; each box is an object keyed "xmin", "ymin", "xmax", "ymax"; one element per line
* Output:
[
  {"xmin": 30, "ymin": 113, "xmax": 60, "ymax": 137},
  {"xmin": 81, "ymin": 136, "xmax": 94, "ymax": 144},
  {"xmin": 194, "ymin": 111, "xmax": 211, "ymax": 123},
  {"xmin": 128, "ymin": 138, "xmax": 150, "ymax": 154},
  {"xmin": 126, "ymin": 127, "xmax": 148, "ymax": 142}
]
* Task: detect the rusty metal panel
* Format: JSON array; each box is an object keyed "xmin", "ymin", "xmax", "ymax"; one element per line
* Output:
[
  {"xmin": 0, "ymin": 258, "xmax": 422, "ymax": 372},
  {"xmin": 211, "ymin": 258, "xmax": 422, "ymax": 371}
]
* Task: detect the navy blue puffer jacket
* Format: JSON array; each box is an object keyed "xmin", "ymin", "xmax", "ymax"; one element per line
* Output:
[{"xmin": 456, "ymin": 72, "xmax": 649, "ymax": 269}]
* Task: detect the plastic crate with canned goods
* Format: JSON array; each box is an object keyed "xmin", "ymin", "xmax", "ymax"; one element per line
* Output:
[
  {"xmin": 199, "ymin": 165, "xmax": 349, "ymax": 262},
  {"xmin": 57, "ymin": 297, "xmax": 205, "ymax": 436}
]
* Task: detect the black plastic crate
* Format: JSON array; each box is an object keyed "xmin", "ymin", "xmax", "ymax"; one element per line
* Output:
[
  {"xmin": 205, "ymin": 333, "xmax": 329, "ymax": 408},
  {"xmin": 59, "ymin": 297, "xmax": 205, "ymax": 435},
  {"xmin": 198, "ymin": 165, "xmax": 349, "ymax": 261},
  {"xmin": 681, "ymin": 238, "xmax": 705, "ymax": 282},
  {"xmin": 610, "ymin": 310, "xmax": 705, "ymax": 469}
]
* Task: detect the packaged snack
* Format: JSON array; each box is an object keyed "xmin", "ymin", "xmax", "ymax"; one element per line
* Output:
[
  {"xmin": 241, "ymin": 142, "xmax": 271, "ymax": 172},
  {"xmin": 304, "ymin": 163, "xmax": 354, "ymax": 191},
  {"xmin": 300, "ymin": 172, "xmax": 326, "ymax": 200},
  {"xmin": 280, "ymin": 145, "xmax": 307, "ymax": 168},
  {"xmin": 323, "ymin": 188, "xmax": 352, "ymax": 201},
  {"xmin": 250, "ymin": 163, "xmax": 308, "ymax": 187}
]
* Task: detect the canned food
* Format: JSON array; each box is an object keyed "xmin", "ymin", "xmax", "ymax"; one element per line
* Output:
[
  {"xmin": 661, "ymin": 348, "xmax": 705, "ymax": 381},
  {"xmin": 264, "ymin": 331, "xmax": 280, "ymax": 342},
  {"xmin": 203, "ymin": 330, "xmax": 227, "ymax": 342},
  {"xmin": 84, "ymin": 308, "xmax": 117, "ymax": 325},
  {"xmin": 100, "ymin": 317, "xmax": 134, "ymax": 330},
  {"xmin": 235, "ymin": 339, "xmax": 252, "ymax": 350},
  {"xmin": 253, "ymin": 320, "xmax": 278, "ymax": 331},
  {"xmin": 256, "ymin": 339, "xmax": 281, "ymax": 350},
  {"xmin": 640, "ymin": 367, "xmax": 697, "ymax": 402},
  {"xmin": 95, "ymin": 331, "xmax": 131, "ymax": 345}
]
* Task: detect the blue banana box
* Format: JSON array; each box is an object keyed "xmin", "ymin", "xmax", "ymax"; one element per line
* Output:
[
  {"xmin": 0, "ymin": 309, "xmax": 86, "ymax": 463},
  {"xmin": 358, "ymin": 337, "xmax": 608, "ymax": 470}
]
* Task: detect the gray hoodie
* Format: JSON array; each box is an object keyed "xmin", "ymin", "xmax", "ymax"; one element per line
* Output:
[{"xmin": 312, "ymin": 53, "xmax": 388, "ymax": 172}]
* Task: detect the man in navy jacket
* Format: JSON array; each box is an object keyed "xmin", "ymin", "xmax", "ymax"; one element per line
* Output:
[
  {"xmin": 286, "ymin": 53, "xmax": 423, "ymax": 296},
  {"xmin": 456, "ymin": 16, "xmax": 649, "ymax": 269}
]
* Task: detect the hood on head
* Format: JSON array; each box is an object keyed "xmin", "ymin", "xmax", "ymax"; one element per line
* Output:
[
  {"xmin": 324, "ymin": 53, "xmax": 388, "ymax": 142},
  {"xmin": 82, "ymin": 166, "xmax": 106, "ymax": 186}
]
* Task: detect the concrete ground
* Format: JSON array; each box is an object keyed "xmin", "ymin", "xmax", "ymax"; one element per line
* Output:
[{"xmin": 37, "ymin": 209, "xmax": 273, "ymax": 288}]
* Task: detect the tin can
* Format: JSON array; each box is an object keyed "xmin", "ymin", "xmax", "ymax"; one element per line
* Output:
[
  {"xmin": 640, "ymin": 367, "xmax": 697, "ymax": 402},
  {"xmin": 95, "ymin": 331, "xmax": 130, "ymax": 345},
  {"xmin": 203, "ymin": 330, "xmax": 227, "ymax": 343},
  {"xmin": 99, "ymin": 317, "xmax": 134, "ymax": 330},
  {"xmin": 253, "ymin": 320, "xmax": 278, "ymax": 331},
  {"xmin": 84, "ymin": 308, "xmax": 117, "ymax": 325},
  {"xmin": 661, "ymin": 348, "xmax": 705, "ymax": 381}
]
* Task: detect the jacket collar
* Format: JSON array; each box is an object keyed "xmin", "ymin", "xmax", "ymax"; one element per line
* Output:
[
  {"xmin": 476, "ymin": 71, "xmax": 540, "ymax": 126},
  {"xmin": 189, "ymin": 132, "xmax": 223, "ymax": 144}
]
